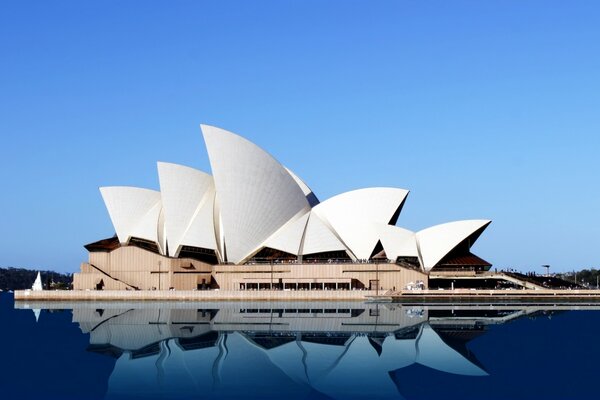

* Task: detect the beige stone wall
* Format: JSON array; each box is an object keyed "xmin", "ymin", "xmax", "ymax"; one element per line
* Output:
[
  {"xmin": 72, "ymin": 269, "xmax": 129, "ymax": 290},
  {"xmin": 171, "ymin": 273, "xmax": 212, "ymax": 290},
  {"xmin": 74, "ymin": 246, "xmax": 428, "ymax": 292},
  {"xmin": 89, "ymin": 252, "xmax": 111, "ymax": 271},
  {"xmin": 79, "ymin": 262, "xmax": 96, "ymax": 274},
  {"xmin": 213, "ymin": 262, "xmax": 427, "ymax": 291},
  {"xmin": 74, "ymin": 246, "xmax": 214, "ymax": 291}
]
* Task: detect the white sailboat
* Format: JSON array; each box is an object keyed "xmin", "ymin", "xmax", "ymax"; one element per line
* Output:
[{"xmin": 32, "ymin": 272, "xmax": 43, "ymax": 291}]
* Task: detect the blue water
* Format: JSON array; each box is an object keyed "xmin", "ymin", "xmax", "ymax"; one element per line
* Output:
[{"xmin": 2, "ymin": 292, "xmax": 600, "ymax": 399}]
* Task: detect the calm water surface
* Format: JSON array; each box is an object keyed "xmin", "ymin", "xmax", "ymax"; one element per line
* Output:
[{"xmin": 2, "ymin": 292, "xmax": 600, "ymax": 399}]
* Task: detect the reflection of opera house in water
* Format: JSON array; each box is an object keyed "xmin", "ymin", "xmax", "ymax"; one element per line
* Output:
[
  {"xmin": 16, "ymin": 301, "xmax": 558, "ymax": 399},
  {"xmin": 74, "ymin": 124, "xmax": 492, "ymax": 293}
]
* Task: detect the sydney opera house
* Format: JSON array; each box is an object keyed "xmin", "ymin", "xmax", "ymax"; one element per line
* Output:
[{"xmin": 73, "ymin": 125, "xmax": 492, "ymax": 292}]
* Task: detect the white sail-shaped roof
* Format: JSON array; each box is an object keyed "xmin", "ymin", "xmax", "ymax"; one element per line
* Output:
[
  {"xmin": 262, "ymin": 212, "xmax": 310, "ymax": 255},
  {"xmin": 376, "ymin": 225, "xmax": 419, "ymax": 261},
  {"xmin": 100, "ymin": 187, "xmax": 163, "ymax": 248},
  {"xmin": 313, "ymin": 188, "xmax": 409, "ymax": 259},
  {"xmin": 129, "ymin": 200, "xmax": 163, "ymax": 247},
  {"xmin": 179, "ymin": 190, "xmax": 217, "ymax": 252},
  {"xmin": 157, "ymin": 207, "xmax": 167, "ymax": 255},
  {"xmin": 325, "ymin": 220, "xmax": 381, "ymax": 260},
  {"xmin": 157, "ymin": 162, "xmax": 216, "ymax": 256},
  {"xmin": 300, "ymin": 212, "xmax": 347, "ymax": 256},
  {"xmin": 201, "ymin": 125, "xmax": 310, "ymax": 263},
  {"xmin": 314, "ymin": 187, "xmax": 409, "ymax": 225},
  {"xmin": 213, "ymin": 195, "xmax": 226, "ymax": 262},
  {"xmin": 416, "ymin": 220, "xmax": 492, "ymax": 272},
  {"xmin": 285, "ymin": 167, "xmax": 319, "ymax": 206},
  {"xmin": 94, "ymin": 124, "xmax": 492, "ymax": 267}
]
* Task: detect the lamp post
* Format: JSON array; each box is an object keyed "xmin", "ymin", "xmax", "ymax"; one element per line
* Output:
[
  {"xmin": 158, "ymin": 260, "xmax": 161, "ymax": 291},
  {"xmin": 270, "ymin": 259, "xmax": 274, "ymax": 290},
  {"xmin": 541, "ymin": 265, "xmax": 550, "ymax": 277},
  {"xmin": 376, "ymin": 260, "xmax": 379, "ymax": 295},
  {"xmin": 372, "ymin": 251, "xmax": 388, "ymax": 296}
]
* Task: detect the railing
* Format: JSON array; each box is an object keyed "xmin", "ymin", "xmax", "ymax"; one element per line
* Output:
[
  {"xmin": 244, "ymin": 258, "xmax": 402, "ymax": 266},
  {"xmin": 430, "ymin": 270, "xmax": 478, "ymax": 277}
]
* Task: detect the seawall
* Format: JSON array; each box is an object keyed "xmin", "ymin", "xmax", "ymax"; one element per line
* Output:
[
  {"xmin": 370, "ymin": 289, "xmax": 600, "ymax": 303},
  {"xmin": 15, "ymin": 288, "xmax": 600, "ymax": 303},
  {"xmin": 14, "ymin": 289, "xmax": 378, "ymax": 302}
]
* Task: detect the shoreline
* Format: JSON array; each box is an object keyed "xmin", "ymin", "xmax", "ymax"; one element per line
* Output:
[
  {"xmin": 370, "ymin": 288, "xmax": 600, "ymax": 304},
  {"xmin": 13, "ymin": 288, "xmax": 600, "ymax": 303},
  {"xmin": 13, "ymin": 289, "xmax": 377, "ymax": 302}
]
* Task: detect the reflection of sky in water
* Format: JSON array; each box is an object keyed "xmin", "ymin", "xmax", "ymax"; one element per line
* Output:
[{"xmin": 5, "ymin": 293, "xmax": 600, "ymax": 399}]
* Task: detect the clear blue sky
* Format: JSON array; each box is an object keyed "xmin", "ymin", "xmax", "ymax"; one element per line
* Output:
[{"xmin": 1, "ymin": 1, "xmax": 599, "ymax": 273}]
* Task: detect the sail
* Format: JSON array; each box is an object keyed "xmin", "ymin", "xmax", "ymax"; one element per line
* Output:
[{"xmin": 32, "ymin": 272, "xmax": 43, "ymax": 291}]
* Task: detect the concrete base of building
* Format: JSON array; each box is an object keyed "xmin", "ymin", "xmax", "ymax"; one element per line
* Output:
[
  {"xmin": 16, "ymin": 288, "xmax": 600, "ymax": 303},
  {"xmin": 73, "ymin": 244, "xmax": 428, "ymax": 293},
  {"xmin": 14, "ymin": 289, "xmax": 382, "ymax": 302}
]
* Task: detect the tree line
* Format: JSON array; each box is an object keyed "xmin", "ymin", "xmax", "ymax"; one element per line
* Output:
[
  {"xmin": 555, "ymin": 268, "xmax": 600, "ymax": 288},
  {"xmin": 0, "ymin": 267, "xmax": 72, "ymax": 291}
]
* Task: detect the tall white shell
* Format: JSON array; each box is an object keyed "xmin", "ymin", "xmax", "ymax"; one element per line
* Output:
[
  {"xmin": 129, "ymin": 201, "xmax": 163, "ymax": 249},
  {"xmin": 376, "ymin": 225, "xmax": 418, "ymax": 261},
  {"xmin": 201, "ymin": 125, "xmax": 310, "ymax": 264},
  {"xmin": 300, "ymin": 212, "xmax": 347, "ymax": 256},
  {"xmin": 313, "ymin": 188, "xmax": 409, "ymax": 259},
  {"xmin": 262, "ymin": 212, "xmax": 310, "ymax": 255},
  {"xmin": 179, "ymin": 190, "xmax": 217, "ymax": 252},
  {"xmin": 416, "ymin": 220, "xmax": 492, "ymax": 272},
  {"xmin": 285, "ymin": 167, "xmax": 319, "ymax": 206},
  {"xmin": 100, "ymin": 187, "xmax": 163, "ymax": 248},
  {"xmin": 157, "ymin": 162, "xmax": 216, "ymax": 256}
]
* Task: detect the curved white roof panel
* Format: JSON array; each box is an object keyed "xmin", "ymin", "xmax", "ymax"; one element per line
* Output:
[
  {"xmin": 129, "ymin": 200, "xmax": 163, "ymax": 246},
  {"xmin": 212, "ymin": 195, "xmax": 226, "ymax": 262},
  {"xmin": 314, "ymin": 187, "xmax": 409, "ymax": 226},
  {"xmin": 300, "ymin": 213, "xmax": 347, "ymax": 256},
  {"xmin": 416, "ymin": 220, "xmax": 492, "ymax": 272},
  {"xmin": 179, "ymin": 189, "xmax": 217, "ymax": 253},
  {"xmin": 376, "ymin": 225, "xmax": 418, "ymax": 261},
  {"xmin": 327, "ymin": 220, "xmax": 381, "ymax": 260},
  {"xmin": 157, "ymin": 207, "xmax": 167, "ymax": 254},
  {"xmin": 157, "ymin": 162, "xmax": 215, "ymax": 256},
  {"xmin": 313, "ymin": 187, "xmax": 409, "ymax": 259},
  {"xmin": 262, "ymin": 211, "xmax": 310, "ymax": 255},
  {"xmin": 201, "ymin": 125, "xmax": 310, "ymax": 264},
  {"xmin": 99, "ymin": 186, "xmax": 162, "ymax": 247},
  {"xmin": 285, "ymin": 167, "xmax": 319, "ymax": 206}
]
